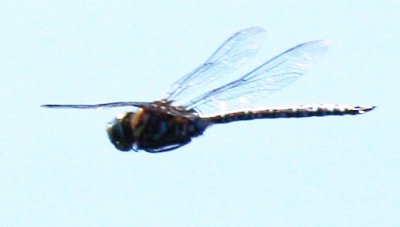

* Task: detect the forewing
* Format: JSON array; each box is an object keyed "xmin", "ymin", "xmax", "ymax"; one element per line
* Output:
[
  {"xmin": 163, "ymin": 27, "xmax": 267, "ymax": 105},
  {"xmin": 184, "ymin": 40, "xmax": 330, "ymax": 114},
  {"xmin": 41, "ymin": 101, "xmax": 151, "ymax": 109}
]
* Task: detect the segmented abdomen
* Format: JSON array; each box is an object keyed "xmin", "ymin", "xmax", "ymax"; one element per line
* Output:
[{"xmin": 203, "ymin": 104, "xmax": 375, "ymax": 124}]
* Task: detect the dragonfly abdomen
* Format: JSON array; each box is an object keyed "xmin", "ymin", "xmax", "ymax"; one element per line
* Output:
[{"xmin": 204, "ymin": 104, "xmax": 376, "ymax": 124}]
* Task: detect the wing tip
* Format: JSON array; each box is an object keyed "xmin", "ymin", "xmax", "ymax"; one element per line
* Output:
[
  {"xmin": 320, "ymin": 39, "xmax": 333, "ymax": 47},
  {"xmin": 41, "ymin": 104, "xmax": 58, "ymax": 108}
]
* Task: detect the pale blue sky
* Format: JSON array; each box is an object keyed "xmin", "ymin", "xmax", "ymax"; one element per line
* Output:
[{"xmin": 1, "ymin": 0, "xmax": 399, "ymax": 226}]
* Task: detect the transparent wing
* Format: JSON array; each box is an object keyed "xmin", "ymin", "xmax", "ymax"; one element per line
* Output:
[
  {"xmin": 184, "ymin": 40, "xmax": 330, "ymax": 114},
  {"xmin": 163, "ymin": 27, "xmax": 267, "ymax": 105},
  {"xmin": 41, "ymin": 101, "xmax": 150, "ymax": 109}
]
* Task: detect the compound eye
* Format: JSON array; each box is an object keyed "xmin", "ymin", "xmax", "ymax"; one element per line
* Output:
[{"xmin": 107, "ymin": 116, "xmax": 134, "ymax": 151}]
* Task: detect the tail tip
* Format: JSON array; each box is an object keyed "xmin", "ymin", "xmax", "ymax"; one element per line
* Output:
[{"xmin": 357, "ymin": 105, "xmax": 376, "ymax": 114}]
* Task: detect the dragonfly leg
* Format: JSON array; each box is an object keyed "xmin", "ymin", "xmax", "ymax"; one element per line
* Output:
[{"xmin": 144, "ymin": 141, "xmax": 191, "ymax": 153}]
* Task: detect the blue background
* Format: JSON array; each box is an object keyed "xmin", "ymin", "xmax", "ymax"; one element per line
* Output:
[{"xmin": 1, "ymin": 0, "xmax": 398, "ymax": 226}]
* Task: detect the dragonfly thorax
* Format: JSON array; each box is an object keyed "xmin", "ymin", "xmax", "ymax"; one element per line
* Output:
[{"xmin": 107, "ymin": 104, "xmax": 210, "ymax": 152}]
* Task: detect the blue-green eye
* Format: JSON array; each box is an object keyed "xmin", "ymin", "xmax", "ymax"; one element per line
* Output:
[{"xmin": 107, "ymin": 115, "xmax": 134, "ymax": 151}]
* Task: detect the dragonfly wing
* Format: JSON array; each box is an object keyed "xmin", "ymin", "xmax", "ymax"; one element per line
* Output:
[
  {"xmin": 41, "ymin": 101, "xmax": 151, "ymax": 109},
  {"xmin": 184, "ymin": 40, "xmax": 330, "ymax": 115},
  {"xmin": 163, "ymin": 27, "xmax": 267, "ymax": 105}
]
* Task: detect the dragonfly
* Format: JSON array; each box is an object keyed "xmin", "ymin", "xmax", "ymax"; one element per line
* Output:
[{"xmin": 42, "ymin": 27, "xmax": 375, "ymax": 153}]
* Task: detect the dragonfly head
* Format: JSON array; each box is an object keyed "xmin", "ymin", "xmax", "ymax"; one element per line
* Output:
[{"xmin": 107, "ymin": 112, "xmax": 135, "ymax": 151}]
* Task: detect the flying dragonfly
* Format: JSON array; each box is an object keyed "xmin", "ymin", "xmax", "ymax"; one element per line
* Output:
[{"xmin": 42, "ymin": 27, "xmax": 375, "ymax": 153}]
